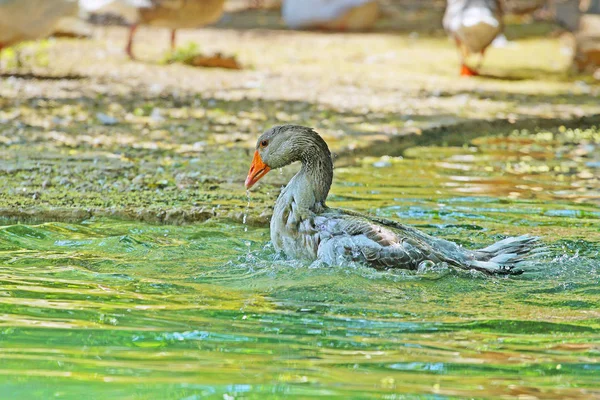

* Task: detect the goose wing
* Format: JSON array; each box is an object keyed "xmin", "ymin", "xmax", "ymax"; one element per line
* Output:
[{"xmin": 316, "ymin": 209, "xmax": 465, "ymax": 270}]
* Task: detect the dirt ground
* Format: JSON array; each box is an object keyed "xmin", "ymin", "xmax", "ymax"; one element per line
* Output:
[{"xmin": 1, "ymin": 6, "xmax": 599, "ymax": 225}]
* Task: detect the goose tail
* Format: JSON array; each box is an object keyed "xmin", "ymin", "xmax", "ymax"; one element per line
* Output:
[{"xmin": 468, "ymin": 235, "xmax": 542, "ymax": 275}]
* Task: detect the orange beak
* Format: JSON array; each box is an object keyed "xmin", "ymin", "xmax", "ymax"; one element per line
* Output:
[{"xmin": 245, "ymin": 150, "xmax": 271, "ymax": 189}]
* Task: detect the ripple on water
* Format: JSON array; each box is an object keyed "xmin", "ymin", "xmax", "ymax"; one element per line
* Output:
[{"xmin": 1, "ymin": 128, "xmax": 600, "ymax": 398}]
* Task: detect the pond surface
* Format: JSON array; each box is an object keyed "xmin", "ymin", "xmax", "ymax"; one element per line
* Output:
[{"xmin": 1, "ymin": 127, "xmax": 599, "ymax": 399}]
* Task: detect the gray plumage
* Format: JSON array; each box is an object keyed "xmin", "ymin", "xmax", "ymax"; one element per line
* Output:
[{"xmin": 248, "ymin": 125, "xmax": 539, "ymax": 275}]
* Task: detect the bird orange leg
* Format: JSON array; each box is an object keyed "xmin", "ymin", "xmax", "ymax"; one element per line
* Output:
[
  {"xmin": 460, "ymin": 64, "xmax": 479, "ymax": 76},
  {"xmin": 170, "ymin": 29, "xmax": 177, "ymax": 51},
  {"xmin": 454, "ymin": 37, "xmax": 478, "ymax": 77},
  {"xmin": 126, "ymin": 24, "xmax": 138, "ymax": 60}
]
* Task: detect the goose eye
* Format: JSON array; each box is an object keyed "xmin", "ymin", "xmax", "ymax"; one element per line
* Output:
[{"xmin": 260, "ymin": 140, "xmax": 269, "ymax": 148}]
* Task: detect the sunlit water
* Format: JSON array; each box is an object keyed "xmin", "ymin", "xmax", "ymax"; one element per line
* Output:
[{"xmin": 1, "ymin": 128, "xmax": 599, "ymax": 399}]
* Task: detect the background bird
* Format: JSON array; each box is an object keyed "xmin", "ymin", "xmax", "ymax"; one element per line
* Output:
[
  {"xmin": 282, "ymin": 0, "xmax": 379, "ymax": 31},
  {"xmin": 81, "ymin": 0, "xmax": 225, "ymax": 59},
  {"xmin": 443, "ymin": 0, "xmax": 503, "ymax": 76}
]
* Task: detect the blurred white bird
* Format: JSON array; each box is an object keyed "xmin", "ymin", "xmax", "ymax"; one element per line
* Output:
[
  {"xmin": 443, "ymin": 0, "xmax": 503, "ymax": 76},
  {"xmin": 80, "ymin": 0, "xmax": 225, "ymax": 59},
  {"xmin": 0, "ymin": 0, "xmax": 79, "ymax": 52},
  {"xmin": 282, "ymin": 0, "xmax": 379, "ymax": 31}
]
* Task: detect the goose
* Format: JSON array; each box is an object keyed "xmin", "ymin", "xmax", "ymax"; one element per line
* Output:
[
  {"xmin": 245, "ymin": 125, "xmax": 538, "ymax": 274},
  {"xmin": 443, "ymin": 0, "xmax": 503, "ymax": 76},
  {"xmin": 80, "ymin": 0, "xmax": 225, "ymax": 59},
  {"xmin": 282, "ymin": 0, "xmax": 379, "ymax": 31}
]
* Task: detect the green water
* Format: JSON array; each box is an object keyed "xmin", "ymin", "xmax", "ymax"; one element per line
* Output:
[{"xmin": 1, "ymin": 128, "xmax": 599, "ymax": 399}]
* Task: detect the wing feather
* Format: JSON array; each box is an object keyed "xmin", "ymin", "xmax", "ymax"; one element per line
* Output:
[{"xmin": 316, "ymin": 208, "xmax": 466, "ymax": 270}]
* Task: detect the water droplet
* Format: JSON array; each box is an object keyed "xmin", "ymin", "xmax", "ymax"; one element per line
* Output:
[{"xmin": 243, "ymin": 190, "xmax": 251, "ymax": 233}]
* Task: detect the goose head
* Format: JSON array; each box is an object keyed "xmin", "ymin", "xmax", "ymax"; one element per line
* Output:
[{"xmin": 245, "ymin": 125, "xmax": 330, "ymax": 189}]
